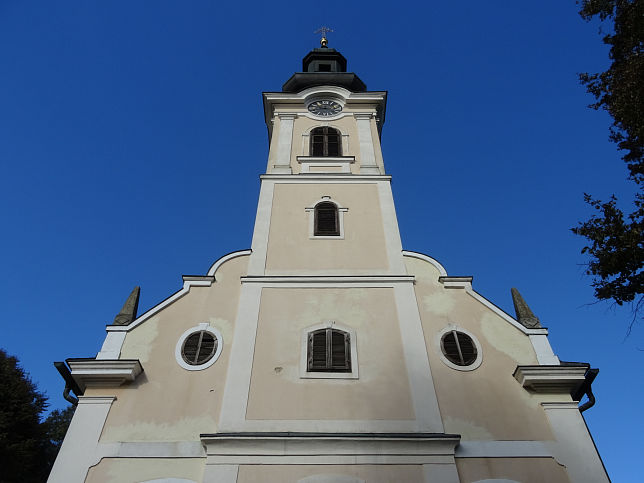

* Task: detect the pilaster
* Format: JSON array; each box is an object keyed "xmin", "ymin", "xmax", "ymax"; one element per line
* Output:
[
  {"xmin": 541, "ymin": 402, "xmax": 609, "ymax": 482},
  {"xmin": 354, "ymin": 113, "xmax": 380, "ymax": 174},
  {"xmin": 47, "ymin": 396, "xmax": 116, "ymax": 483},
  {"xmin": 273, "ymin": 113, "xmax": 296, "ymax": 174}
]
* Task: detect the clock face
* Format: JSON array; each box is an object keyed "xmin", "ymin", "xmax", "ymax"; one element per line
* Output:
[{"xmin": 308, "ymin": 100, "xmax": 342, "ymax": 117}]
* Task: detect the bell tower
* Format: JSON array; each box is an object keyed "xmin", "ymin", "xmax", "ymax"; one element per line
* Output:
[{"xmin": 212, "ymin": 38, "xmax": 454, "ymax": 479}]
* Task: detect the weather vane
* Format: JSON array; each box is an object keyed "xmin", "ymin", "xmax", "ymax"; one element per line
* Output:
[{"xmin": 314, "ymin": 26, "xmax": 333, "ymax": 47}]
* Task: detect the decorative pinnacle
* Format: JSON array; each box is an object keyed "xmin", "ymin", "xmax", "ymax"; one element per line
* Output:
[
  {"xmin": 511, "ymin": 287, "xmax": 542, "ymax": 329},
  {"xmin": 314, "ymin": 26, "xmax": 333, "ymax": 47},
  {"xmin": 113, "ymin": 286, "xmax": 140, "ymax": 326}
]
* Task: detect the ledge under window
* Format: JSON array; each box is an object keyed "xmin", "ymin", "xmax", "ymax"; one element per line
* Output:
[{"xmin": 297, "ymin": 156, "xmax": 355, "ymax": 174}]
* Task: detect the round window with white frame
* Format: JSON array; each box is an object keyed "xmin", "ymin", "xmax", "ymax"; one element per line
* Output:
[
  {"xmin": 175, "ymin": 323, "xmax": 223, "ymax": 371},
  {"xmin": 435, "ymin": 325, "xmax": 482, "ymax": 371}
]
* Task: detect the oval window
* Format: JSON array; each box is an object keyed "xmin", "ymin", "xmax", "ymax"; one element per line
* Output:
[
  {"xmin": 182, "ymin": 330, "xmax": 218, "ymax": 366},
  {"xmin": 441, "ymin": 330, "xmax": 477, "ymax": 366}
]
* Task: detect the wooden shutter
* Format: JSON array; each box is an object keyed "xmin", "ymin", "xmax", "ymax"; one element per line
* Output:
[
  {"xmin": 456, "ymin": 332, "xmax": 476, "ymax": 365},
  {"xmin": 307, "ymin": 328, "xmax": 351, "ymax": 372},
  {"xmin": 182, "ymin": 331, "xmax": 217, "ymax": 365},
  {"xmin": 314, "ymin": 202, "xmax": 339, "ymax": 236},
  {"xmin": 308, "ymin": 329, "xmax": 328, "ymax": 371},
  {"xmin": 330, "ymin": 329, "xmax": 351, "ymax": 371},
  {"xmin": 441, "ymin": 330, "xmax": 476, "ymax": 366}
]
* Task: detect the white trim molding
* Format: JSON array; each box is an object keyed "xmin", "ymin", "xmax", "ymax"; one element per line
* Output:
[
  {"xmin": 260, "ymin": 174, "xmax": 392, "ymax": 182},
  {"xmin": 175, "ymin": 323, "xmax": 224, "ymax": 371},
  {"xmin": 434, "ymin": 324, "xmax": 483, "ymax": 372},
  {"xmin": 299, "ymin": 322, "xmax": 359, "ymax": 379},
  {"xmin": 513, "ymin": 365, "xmax": 587, "ymax": 394},
  {"xmin": 240, "ymin": 275, "xmax": 415, "ymax": 286},
  {"xmin": 305, "ymin": 196, "xmax": 349, "ymax": 239},
  {"xmin": 200, "ymin": 432, "xmax": 460, "ymax": 465},
  {"xmin": 297, "ymin": 156, "xmax": 355, "ymax": 174},
  {"xmin": 206, "ymin": 250, "xmax": 252, "ymax": 277},
  {"xmin": 439, "ymin": 276, "xmax": 473, "ymax": 290},
  {"xmin": 402, "ymin": 251, "xmax": 448, "ymax": 278},
  {"xmin": 67, "ymin": 359, "xmax": 143, "ymax": 391},
  {"xmin": 298, "ymin": 476, "xmax": 364, "ymax": 483}
]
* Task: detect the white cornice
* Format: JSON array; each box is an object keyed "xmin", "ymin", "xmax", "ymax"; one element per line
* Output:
[
  {"xmin": 67, "ymin": 359, "xmax": 143, "ymax": 391},
  {"xmin": 260, "ymin": 174, "xmax": 391, "ymax": 182},
  {"xmin": 513, "ymin": 365, "xmax": 587, "ymax": 394},
  {"xmin": 439, "ymin": 276, "xmax": 473, "ymax": 289},
  {"xmin": 240, "ymin": 275, "xmax": 414, "ymax": 285},
  {"xmin": 201, "ymin": 433, "xmax": 459, "ymax": 465},
  {"xmin": 263, "ymin": 86, "xmax": 386, "ymax": 103},
  {"xmin": 296, "ymin": 156, "xmax": 355, "ymax": 164}
]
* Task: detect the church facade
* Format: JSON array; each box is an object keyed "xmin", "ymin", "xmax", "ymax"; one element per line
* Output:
[{"xmin": 48, "ymin": 41, "xmax": 608, "ymax": 483}]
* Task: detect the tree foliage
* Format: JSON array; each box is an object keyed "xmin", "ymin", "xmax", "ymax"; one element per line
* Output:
[
  {"xmin": 573, "ymin": 0, "xmax": 644, "ymax": 322},
  {"xmin": 0, "ymin": 349, "xmax": 74, "ymax": 483},
  {"xmin": 0, "ymin": 349, "xmax": 51, "ymax": 482},
  {"xmin": 43, "ymin": 405, "xmax": 75, "ymax": 457}
]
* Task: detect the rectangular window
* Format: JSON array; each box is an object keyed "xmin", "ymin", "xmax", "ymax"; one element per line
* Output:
[{"xmin": 307, "ymin": 328, "xmax": 351, "ymax": 372}]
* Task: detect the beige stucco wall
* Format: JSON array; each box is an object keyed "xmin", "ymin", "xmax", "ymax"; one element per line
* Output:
[
  {"xmin": 86, "ymin": 457, "xmax": 204, "ymax": 483},
  {"xmin": 246, "ymin": 287, "xmax": 414, "ymax": 420},
  {"xmin": 456, "ymin": 457, "xmax": 570, "ymax": 482},
  {"xmin": 86, "ymin": 254, "xmax": 248, "ymax": 442},
  {"xmin": 265, "ymin": 183, "xmax": 389, "ymax": 274},
  {"xmin": 405, "ymin": 255, "xmax": 557, "ymax": 441},
  {"xmin": 237, "ymin": 464, "xmax": 423, "ymax": 483}
]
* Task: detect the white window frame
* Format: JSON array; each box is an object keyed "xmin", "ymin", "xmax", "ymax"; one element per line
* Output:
[
  {"xmin": 300, "ymin": 321, "xmax": 359, "ymax": 379},
  {"xmin": 305, "ymin": 196, "xmax": 348, "ymax": 239},
  {"xmin": 301, "ymin": 124, "xmax": 350, "ymax": 156},
  {"xmin": 175, "ymin": 323, "xmax": 223, "ymax": 371},
  {"xmin": 435, "ymin": 324, "xmax": 483, "ymax": 372}
]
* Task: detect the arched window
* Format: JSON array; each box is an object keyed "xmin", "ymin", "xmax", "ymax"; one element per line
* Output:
[
  {"xmin": 310, "ymin": 127, "xmax": 341, "ymax": 157},
  {"xmin": 307, "ymin": 328, "xmax": 351, "ymax": 372},
  {"xmin": 314, "ymin": 201, "xmax": 340, "ymax": 236}
]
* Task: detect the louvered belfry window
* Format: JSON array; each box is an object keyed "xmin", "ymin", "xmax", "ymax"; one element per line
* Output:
[
  {"xmin": 441, "ymin": 330, "xmax": 477, "ymax": 366},
  {"xmin": 307, "ymin": 328, "xmax": 351, "ymax": 372},
  {"xmin": 314, "ymin": 201, "xmax": 339, "ymax": 236},
  {"xmin": 310, "ymin": 127, "xmax": 341, "ymax": 157},
  {"xmin": 182, "ymin": 330, "xmax": 218, "ymax": 366}
]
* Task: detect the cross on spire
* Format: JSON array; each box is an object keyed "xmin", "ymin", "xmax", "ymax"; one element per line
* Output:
[{"xmin": 314, "ymin": 26, "xmax": 334, "ymax": 47}]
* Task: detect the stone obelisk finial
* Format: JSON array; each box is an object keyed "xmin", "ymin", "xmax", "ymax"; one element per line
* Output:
[
  {"xmin": 113, "ymin": 286, "xmax": 140, "ymax": 326},
  {"xmin": 511, "ymin": 287, "xmax": 542, "ymax": 329}
]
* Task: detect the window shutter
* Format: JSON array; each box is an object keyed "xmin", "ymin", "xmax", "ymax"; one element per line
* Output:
[
  {"xmin": 456, "ymin": 332, "xmax": 477, "ymax": 365},
  {"xmin": 331, "ymin": 330, "xmax": 350, "ymax": 371},
  {"xmin": 182, "ymin": 331, "xmax": 218, "ymax": 365},
  {"xmin": 307, "ymin": 327, "xmax": 352, "ymax": 373},
  {"xmin": 309, "ymin": 330, "xmax": 328, "ymax": 371},
  {"xmin": 314, "ymin": 202, "xmax": 339, "ymax": 236},
  {"xmin": 441, "ymin": 330, "xmax": 477, "ymax": 366}
]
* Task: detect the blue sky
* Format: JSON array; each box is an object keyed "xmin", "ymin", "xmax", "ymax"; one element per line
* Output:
[{"xmin": 0, "ymin": 1, "xmax": 640, "ymax": 480}]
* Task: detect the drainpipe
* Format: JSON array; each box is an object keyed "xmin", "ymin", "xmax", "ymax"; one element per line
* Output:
[
  {"xmin": 572, "ymin": 368, "xmax": 599, "ymax": 413},
  {"xmin": 54, "ymin": 361, "xmax": 83, "ymax": 407}
]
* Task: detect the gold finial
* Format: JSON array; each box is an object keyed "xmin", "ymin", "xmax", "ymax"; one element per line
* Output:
[{"xmin": 314, "ymin": 26, "xmax": 333, "ymax": 47}]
